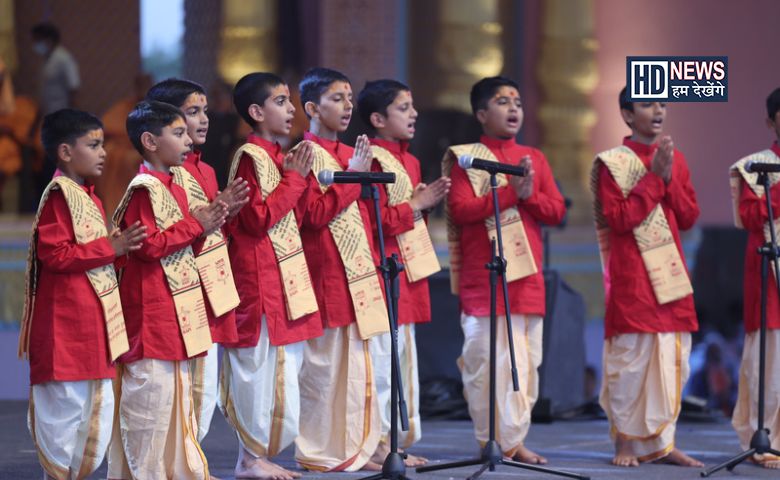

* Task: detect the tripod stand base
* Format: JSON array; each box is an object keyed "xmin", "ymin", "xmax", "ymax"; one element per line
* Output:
[
  {"xmin": 416, "ymin": 440, "xmax": 590, "ymax": 480},
  {"xmin": 700, "ymin": 428, "xmax": 780, "ymax": 476},
  {"xmin": 360, "ymin": 452, "xmax": 408, "ymax": 480}
]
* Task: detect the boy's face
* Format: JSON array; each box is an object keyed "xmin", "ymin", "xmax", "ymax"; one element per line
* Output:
[
  {"xmin": 767, "ymin": 111, "xmax": 780, "ymax": 140},
  {"xmin": 374, "ymin": 90, "xmax": 417, "ymax": 141},
  {"xmin": 622, "ymin": 102, "xmax": 666, "ymax": 140},
  {"xmin": 258, "ymin": 84, "xmax": 295, "ymax": 136},
  {"xmin": 311, "ymin": 81, "xmax": 353, "ymax": 133},
  {"xmin": 476, "ymin": 86, "xmax": 523, "ymax": 138},
  {"xmin": 153, "ymin": 117, "xmax": 193, "ymax": 167},
  {"xmin": 62, "ymin": 128, "xmax": 106, "ymax": 178},
  {"xmin": 181, "ymin": 92, "xmax": 209, "ymax": 146}
]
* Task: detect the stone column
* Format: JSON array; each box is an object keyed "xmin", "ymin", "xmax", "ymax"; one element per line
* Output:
[{"xmin": 537, "ymin": 0, "xmax": 598, "ymax": 224}]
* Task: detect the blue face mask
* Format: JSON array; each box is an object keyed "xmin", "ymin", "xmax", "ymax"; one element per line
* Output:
[{"xmin": 33, "ymin": 42, "xmax": 49, "ymax": 56}]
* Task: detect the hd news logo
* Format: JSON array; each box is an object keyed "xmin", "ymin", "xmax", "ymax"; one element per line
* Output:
[{"xmin": 627, "ymin": 56, "xmax": 728, "ymax": 102}]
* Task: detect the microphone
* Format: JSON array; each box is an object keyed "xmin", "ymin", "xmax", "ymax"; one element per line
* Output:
[
  {"xmin": 317, "ymin": 170, "xmax": 396, "ymax": 186},
  {"xmin": 458, "ymin": 155, "xmax": 527, "ymax": 177},
  {"xmin": 744, "ymin": 161, "xmax": 780, "ymax": 174}
]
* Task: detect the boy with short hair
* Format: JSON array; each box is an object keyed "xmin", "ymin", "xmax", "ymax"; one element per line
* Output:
[
  {"xmin": 293, "ymin": 67, "xmax": 388, "ymax": 472},
  {"xmin": 592, "ymin": 87, "xmax": 702, "ymax": 467},
  {"xmin": 729, "ymin": 87, "xmax": 780, "ymax": 470},
  {"xmin": 146, "ymin": 77, "xmax": 249, "ymax": 443},
  {"xmin": 20, "ymin": 108, "xmax": 146, "ymax": 480},
  {"xmin": 220, "ymin": 71, "xmax": 323, "ymax": 480},
  {"xmin": 356, "ymin": 79, "xmax": 450, "ymax": 466},
  {"xmin": 110, "ymin": 100, "xmax": 228, "ymax": 479},
  {"xmin": 445, "ymin": 76, "xmax": 565, "ymax": 464}
]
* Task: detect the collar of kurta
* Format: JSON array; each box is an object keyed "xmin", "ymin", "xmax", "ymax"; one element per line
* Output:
[
  {"xmin": 370, "ymin": 137, "xmax": 409, "ymax": 155},
  {"xmin": 248, "ymin": 132, "xmax": 282, "ymax": 158},
  {"xmin": 622, "ymin": 136, "xmax": 656, "ymax": 156},
  {"xmin": 185, "ymin": 149, "xmax": 202, "ymax": 167},
  {"xmin": 139, "ymin": 163, "xmax": 175, "ymax": 186},
  {"xmin": 479, "ymin": 134, "xmax": 516, "ymax": 151},
  {"xmin": 52, "ymin": 168, "xmax": 93, "ymax": 194},
  {"xmin": 772, "ymin": 141, "xmax": 780, "ymax": 158},
  {"xmin": 304, "ymin": 131, "xmax": 345, "ymax": 157}
]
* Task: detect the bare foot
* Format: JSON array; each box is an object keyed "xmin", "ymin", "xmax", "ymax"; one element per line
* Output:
[
  {"xmin": 654, "ymin": 448, "xmax": 704, "ymax": 467},
  {"xmin": 512, "ymin": 445, "xmax": 548, "ymax": 465},
  {"xmin": 751, "ymin": 454, "xmax": 780, "ymax": 469},
  {"xmin": 402, "ymin": 451, "xmax": 428, "ymax": 467},
  {"xmin": 361, "ymin": 459, "xmax": 383, "ymax": 471},
  {"xmin": 611, "ymin": 436, "xmax": 639, "ymax": 467},
  {"xmin": 370, "ymin": 442, "xmax": 390, "ymax": 465},
  {"xmin": 236, "ymin": 456, "xmax": 294, "ymax": 480}
]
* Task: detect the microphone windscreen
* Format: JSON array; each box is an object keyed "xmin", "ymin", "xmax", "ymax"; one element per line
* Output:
[
  {"xmin": 458, "ymin": 154, "xmax": 474, "ymax": 169},
  {"xmin": 317, "ymin": 169, "xmax": 334, "ymax": 186}
]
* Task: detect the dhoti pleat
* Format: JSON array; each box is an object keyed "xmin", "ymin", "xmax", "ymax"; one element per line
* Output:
[
  {"xmin": 295, "ymin": 324, "xmax": 381, "ymax": 471},
  {"xmin": 220, "ymin": 318, "xmax": 304, "ymax": 458},
  {"xmin": 191, "ymin": 343, "xmax": 219, "ymax": 442},
  {"xmin": 458, "ymin": 313, "xmax": 543, "ymax": 456},
  {"xmin": 112, "ymin": 359, "xmax": 209, "ymax": 480},
  {"xmin": 371, "ymin": 323, "xmax": 422, "ymax": 449},
  {"xmin": 28, "ymin": 379, "xmax": 114, "ymax": 480},
  {"xmin": 732, "ymin": 329, "xmax": 780, "ymax": 463},
  {"xmin": 599, "ymin": 332, "xmax": 691, "ymax": 462}
]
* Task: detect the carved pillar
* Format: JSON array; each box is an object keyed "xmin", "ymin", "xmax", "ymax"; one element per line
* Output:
[
  {"xmin": 217, "ymin": 0, "xmax": 278, "ymax": 85},
  {"xmin": 537, "ymin": 0, "xmax": 598, "ymax": 224}
]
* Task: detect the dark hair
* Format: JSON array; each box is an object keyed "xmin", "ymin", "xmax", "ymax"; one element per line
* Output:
[
  {"xmin": 299, "ymin": 67, "xmax": 350, "ymax": 119},
  {"xmin": 470, "ymin": 76, "xmax": 520, "ymax": 115},
  {"xmin": 233, "ymin": 72, "xmax": 286, "ymax": 127},
  {"xmin": 619, "ymin": 86, "xmax": 634, "ymax": 112},
  {"xmin": 357, "ymin": 79, "xmax": 410, "ymax": 130},
  {"xmin": 145, "ymin": 78, "xmax": 206, "ymax": 109},
  {"xmin": 41, "ymin": 108, "xmax": 103, "ymax": 164},
  {"xmin": 31, "ymin": 22, "xmax": 60, "ymax": 43},
  {"xmin": 126, "ymin": 100, "xmax": 185, "ymax": 155},
  {"xmin": 767, "ymin": 87, "xmax": 780, "ymax": 120}
]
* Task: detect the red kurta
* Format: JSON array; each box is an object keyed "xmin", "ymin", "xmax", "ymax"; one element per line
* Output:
[
  {"xmin": 597, "ymin": 137, "xmax": 699, "ymax": 338},
  {"xmin": 118, "ymin": 165, "xmax": 205, "ymax": 362},
  {"xmin": 738, "ymin": 142, "xmax": 780, "ymax": 332},
  {"xmin": 363, "ymin": 137, "xmax": 431, "ymax": 326},
  {"xmin": 29, "ymin": 172, "xmax": 117, "ymax": 384},
  {"xmin": 296, "ymin": 131, "xmax": 381, "ymax": 329},
  {"xmin": 225, "ymin": 134, "xmax": 322, "ymax": 347},
  {"xmin": 182, "ymin": 150, "xmax": 238, "ymax": 344},
  {"xmin": 448, "ymin": 135, "xmax": 565, "ymax": 317}
]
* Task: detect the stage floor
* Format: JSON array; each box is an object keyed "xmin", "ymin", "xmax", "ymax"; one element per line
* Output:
[{"xmin": 1, "ymin": 401, "xmax": 776, "ymax": 479}]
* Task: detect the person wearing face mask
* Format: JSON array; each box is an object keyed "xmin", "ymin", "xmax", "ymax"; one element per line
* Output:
[{"xmin": 30, "ymin": 22, "xmax": 80, "ymax": 116}]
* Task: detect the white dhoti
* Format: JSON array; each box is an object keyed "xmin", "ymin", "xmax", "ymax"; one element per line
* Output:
[
  {"xmin": 732, "ymin": 329, "xmax": 780, "ymax": 461},
  {"xmin": 110, "ymin": 359, "xmax": 209, "ymax": 480},
  {"xmin": 600, "ymin": 332, "xmax": 691, "ymax": 462},
  {"xmin": 220, "ymin": 318, "xmax": 304, "ymax": 458},
  {"xmin": 191, "ymin": 343, "xmax": 219, "ymax": 442},
  {"xmin": 459, "ymin": 313, "xmax": 543, "ymax": 455},
  {"xmin": 371, "ymin": 323, "xmax": 422, "ymax": 449},
  {"xmin": 295, "ymin": 324, "xmax": 381, "ymax": 471},
  {"xmin": 28, "ymin": 379, "xmax": 114, "ymax": 480}
]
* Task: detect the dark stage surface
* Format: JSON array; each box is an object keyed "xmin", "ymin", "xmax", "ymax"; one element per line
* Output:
[{"xmin": 0, "ymin": 401, "xmax": 776, "ymax": 479}]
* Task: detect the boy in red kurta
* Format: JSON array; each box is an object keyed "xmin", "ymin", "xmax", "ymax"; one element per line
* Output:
[
  {"xmin": 357, "ymin": 79, "xmax": 450, "ymax": 466},
  {"xmin": 729, "ymin": 87, "xmax": 780, "ymax": 469},
  {"xmin": 445, "ymin": 76, "xmax": 565, "ymax": 464},
  {"xmin": 593, "ymin": 88, "xmax": 702, "ymax": 467},
  {"xmin": 293, "ymin": 67, "xmax": 388, "ymax": 472},
  {"xmin": 20, "ymin": 108, "xmax": 146, "ymax": 480},
  {"xmin": 221, "ymin": 71, "xmax": 323, "ymax": 480},
  {"xmin": 146, "ymin": 78, "xmax": 249, "ymax": 443},
  {"xmin": 109, "ymin": 100, "xmax": 228, "ymax": 479}
]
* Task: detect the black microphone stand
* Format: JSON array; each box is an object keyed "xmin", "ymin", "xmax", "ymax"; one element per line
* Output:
[
  {"xmin": 416, "ymin": 171, "xmax": 588, "ymax": 480},
  {"xmin": 360, "ymin": 183, "xmax": 411, "ymax": 480},
  {"xmin": 701, "ymin": 170, "xmax": 780, "ymax": 476}
]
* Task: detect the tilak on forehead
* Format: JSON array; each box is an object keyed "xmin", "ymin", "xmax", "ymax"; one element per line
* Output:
[
  {"xmin": 87, "ymin": 129, "xmax": 103, "ymax": 140},
  {"xmin": 493, "ymin": 88, "xmax": 520, "ymax": 100}
]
